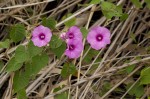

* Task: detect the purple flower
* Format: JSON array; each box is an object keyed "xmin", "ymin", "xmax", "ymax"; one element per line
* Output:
[
  {"xmin": 60, "ymin": 32, "xmax": 67, "ymax": 41},
  {"xmin": 65, "ymin": 40, "xmax": 83, "ymax": 59},
  {"xmin": 31, "ymin": 25, "xmax": 52, "ymax": 47},
  {"xmin": 60, "ymin": 26, "xmax": 82, "ymax": 41},
  {"xmin": 87, "ymin": 26, "xmax": 111, "ymax": 50},
  {"xmin": 60, "ymin": 26, "xmax": 84, "ymax": 59}
]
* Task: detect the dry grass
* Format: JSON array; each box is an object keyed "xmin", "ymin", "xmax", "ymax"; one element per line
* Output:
[{"xmin": 0, "ymin": 0, "xmax": 150, "ymax": 99}]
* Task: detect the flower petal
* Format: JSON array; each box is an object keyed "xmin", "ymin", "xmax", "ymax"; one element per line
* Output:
[
  {"xmin": 87, "ymin": 31, "xmax": 97, "ymax": 45},
  {"xmin": 69, "ymin": 26, "xmax": 80, "ymax": 33},
  {"xmin": 32, "ymin": 36, "xmax": 47, "ymax": 47},
  {"xmin": 87, "ymin": 26, "xmax": 111, "ymax": 50},
  {"xmin": 103, "ymin": 38, "xmax": 111, "ymax": 44},
  {"xmin": 90, "ymin": 41, "xmax": 107, "ymax": 50},
  {"xmin": 43, "ymin": 28, "xmax": 52, "ymax": 42},
  {"xmin": 65, "ymin": 50, "xmax": 81, "ymax": 59},
  {"xmin": 32, "ymin": 27, "xmax": 41, "ymax": 37},
  {"xmin": 100, "ymin": 27, "xmax": 111, "ymax": 38}
]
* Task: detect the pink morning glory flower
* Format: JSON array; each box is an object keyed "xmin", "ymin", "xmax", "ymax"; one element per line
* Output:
[
  {"xmin": 65, "ymin": 40, "xmax": 84, "ymax": 59},
  {"xmin": 87, "ymin": 26, "xmax": 111, "ymax": 50},
  {"xmin": 60, "ymin": 26, "xmax": 83, "ymax": 42},
  {"xmin": 60, "ymin": 32, "xmax": 67, "ymax": 41},
  {"xmin": 31, "ymin": 25, "xmax": 52, "ymax": 47}
]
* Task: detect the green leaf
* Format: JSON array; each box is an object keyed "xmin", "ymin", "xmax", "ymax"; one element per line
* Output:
[
  {"xmin": 120, "ymin": 13, "xmax": 128, "ymax": 21},
  {"xmin": 17, "ymin": 89, "xmax": 27, "ymax": 99},
  {"xmin": 130, "ymin": 32, "xmax": 136, "ymax": 42},
  {"xmin": 31, "ymin": 53, "xmax": 49, "ymax": 75},
  {"xmin": 51, "ymin": 42, "xmax": 66, "ymax": 59},
  {"xmin": 131, "ymin": 0, "xmax": 142, "ymax": 8},
  {"xmin": 13, "ymin": 70, "xmax": 30, "ymax": 93},
  {"xmin": 127, "ymin": 82, "xmax": 144, "ymax": 97},
  {"xmin": 5, "ymin": 57, "xmax": 23, "ymax": 72},
  {"xmin": 25, "ymin": 53, "xmax": 49, "ymax": 76},
  {"xmin": 49, "ymin": 35, "xmax": 62, "ymax": 49},
  {"xmin": 61, "ymin": 63, "xmax": 77, "ymax": 78},
  {"xmin": 145, "ymin": 0, "xmax": 150, "ymax": 8},
  {"xmin": 54, "ymin": 85, "xmax": 71, "ymax": 99},
  {"xmin": 0, "ymin": 39, "xmax": 10, "ymax": 48},
  {"xmin": 10, "ymin": 24, "xmax": 25, "ymax": 43},
  {"xmin": 54, "ymin": 87, "xmax": 69, "ymax": 99},
  {"xmin": 140, "ymin": 67, "xmax": 150, "ymax": 84},
  {"xmin": 55, "ymin": 92, "xmax": 68, "ymax": 99},
  {"xmin": 101, "ymin": 1, "xmax": 123, "ymax": 19},
  {"xmin": 0, "ymin": 60, "xmax": 4, "ymax": 71},
  {"xmin": 99, "ymin": 82, "xmax": 112, "ymax": 96},
  {"xmin": 83, "ymin": 46, "xmax": 99, "ymax": 64},
  {"xmin": 90, "ymin": 0, "xmax": 101, "ymax": 4},
  {"xmin": 24, "ymin": 63, "xmax": 32, "ymax": 77},
  {"xmin": 42, "ymin": 17, "xmax": 56, "ymax": 30},
  {"xmin": 135, "ymin": 56, "xmax": 142, "ymax": 60},
  {"xmin": 27, "ymin": 41, "xmax": 43, "ymax": 58},
  {"xmin": 80, "ymin": 27, "xmax": 88, "ymax": 38},
  {"xmin": 63, "ymin": 13, "xmax": 76, "ymax": 27},
  {"xmin": 15, "ymin": 45, "xmax": 28, "ymax": 63},
  {"xmin": 125, "ymin": 64, "xmax": 135, "ymax": 74}
]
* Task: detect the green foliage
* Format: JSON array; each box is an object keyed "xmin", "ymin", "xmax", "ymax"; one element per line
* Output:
[
  {"xmin": 6, "ymin": 41, "xmax": 48, "ymax": 96},
  {"xmin": 17, "ymin": 89, "xmax": 27, "ymax": 99},
  {"xmin": 131, "ymin": 0, "xmax": 142, "ymax": 8},
  {"xmin": 126, "ymin": 82, "xmax": 144, "ymax": 97},
  {"xmin": 50, "ymin": 35, "xmax": 62, "ymax": 49},
  {"xmin": 6, "ymin": 41, "xmax": 44, "ymax": 72},
  {"xmin": 83, "ymin": 45, "xmax": 99, "ymax": 64},
  {"xmin": 13, "ymin": 53, "xmax": 49, "ymax": 94},
  {"xmin": 125, "ymin": 64, "xmax": 136, "ymax": 74},
  {"xmin": 80, "ymin": 27, "xmax": 88, "ymax": 38},
  {"xmin": 5, "ymin": 57, "xmax": 23, "ymax": 72},
  {"xmin": 63, "ymin": 13, "xmax": 76, "ymax": 27},
  {"xmin": 27, "ymin": 41, "xmax": 43, "ymax": 58},
  {"xmin": 140, "ymin": 67, "xmax": 150, "ymax": 84},
  {"xmin": 55, "ymin": 92, "xmax": 68, "ymax": 99},
  {"xmin": 90, "ymin": 0, "xmax": 101, "ymax": 4},
  {"xmin": 51, "ymin": 42, "xmax": 66, "ymax": 59},
  {"xmin": 145, "ymin": 0, "xmax": 150, "ymax": 8},
  {"xmin": 42, "ymin": 17, "xmax": 56, "ymax": 29},
  {"xmin": 25, "ymin": 53, "xmax": 49, "ymax": 76},
  {"xmin": 146, "ymin": 46, "xmax": 150, "ymax": 54},
  {"xmin": 54, "ymin": 87, "xmax": 69, "ymax": 99},
  {"xmin": 135, "ymin": 56, "xmax": 142, "ymax": 60},
  {"xmin": 15, "ymin": 45, "xmax": 29, "ymax": 63},
  {"xmin": 120, "ymin": 13, "xmax": 129, "ymax": 21},
  {"xmin": 0, "ymin": 39, "xmax": 10, "ymax": 48},
  {"xmin": 61, "ymin": 63, "xmax": 77, "ymax": 78},
  {"xmin": 13, "ymin": 70, "xmax": 30, "ymax": 93},
  {"xmin": 130, "ymin": 33, "xmax": 136, "ymax": 42},
  {"xmin": 10, "ymin": 24, "xmax": 25, "ymax": 43},
  {"xmin": 0, "ymin": 60, "xmax": 4, "ymax": 71},
  {"xmin": 26, "ymin": 8, "xmax": 33, "ymax": 15},
  {"xmin": 101, "ymin": 1, "xmax": 123, "ymax": 19},
  {"xmin": 99, "ymin": 82, "xmax": 112, "ymax": 96}
]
